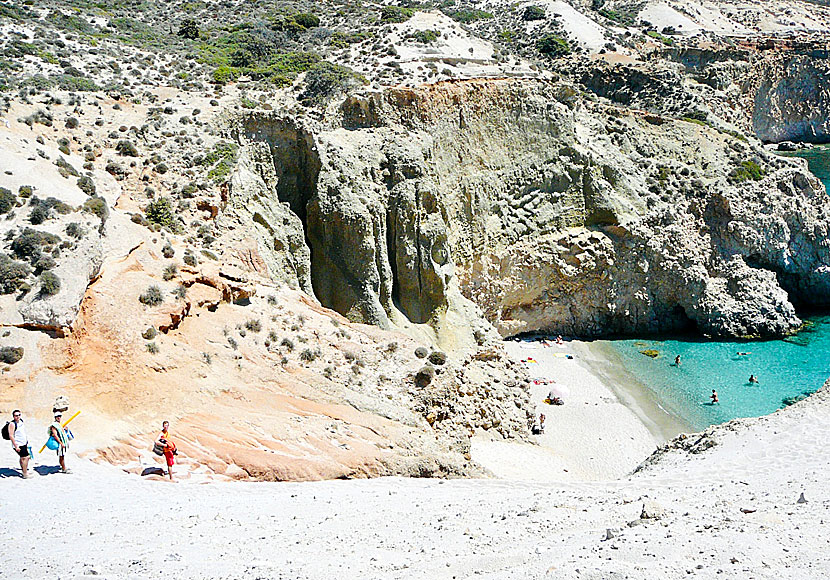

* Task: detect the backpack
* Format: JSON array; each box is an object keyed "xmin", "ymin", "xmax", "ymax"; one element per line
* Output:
[
  {"xmin": 152, "ymin": 441, "xmax": 165, "ymax": 456},
  {"xmin": 1, "ymin": 422, "xmax": 9, "ymax": 441}
]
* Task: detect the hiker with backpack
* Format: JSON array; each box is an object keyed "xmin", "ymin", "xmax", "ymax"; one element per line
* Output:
[
  {"xmin": 50, "ymin": 411, "xmax": 71, "ymax": 474},
  {"xmin": 156, "ymin": 421, "xmax": 177, "ymax": 480},
  {"xmin": 4, "ymin": 410, "xmax": 30, "ymax": 478}
]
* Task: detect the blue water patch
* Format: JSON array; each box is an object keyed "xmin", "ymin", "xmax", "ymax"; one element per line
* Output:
[
  {"xmin": 787, "ymin": 145, "xmax": 830, "ymax": 192},
  {"xmin": 602, "ymin": 316, "xmax": 830, "ymax": 431}
]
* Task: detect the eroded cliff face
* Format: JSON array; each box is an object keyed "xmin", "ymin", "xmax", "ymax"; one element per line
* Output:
[
  {"xmin": 622, "ymin": 43, "xmax": 830, "ymax": 145},
  {"xmin": 227, "ymin": 78, "xmax": 830, "ymax": 340}
]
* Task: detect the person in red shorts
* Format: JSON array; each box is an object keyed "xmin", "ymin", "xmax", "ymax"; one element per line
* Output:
[{"xmin": 157, "ymin": 421, "xmax": 177, "ymax": 480}]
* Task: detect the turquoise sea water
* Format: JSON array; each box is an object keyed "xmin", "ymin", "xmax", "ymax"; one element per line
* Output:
[
  {"xmin": 789, "ymin": 145, "xmax": 830, "ymax": 192},
  {"xmin": 603, "ymin": 147, "xmax": 830, "ymax": 431},
  {"xmin": 604, "ymin": 316, "xmax": 830, "ymax": 431}
]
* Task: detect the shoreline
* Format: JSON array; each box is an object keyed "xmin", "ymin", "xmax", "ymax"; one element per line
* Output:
[
  {"xmin": 471, "ymin": 337, "xmax": 686, "ymax": 482},
  {"xmin": 577, "ymin": 340, "xmax": 693, "ymax": 442}
]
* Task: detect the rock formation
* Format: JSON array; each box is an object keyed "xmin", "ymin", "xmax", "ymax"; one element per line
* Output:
[{"xmin": 226, "ymin": 78, "xmax": 830, "ymax": 340}]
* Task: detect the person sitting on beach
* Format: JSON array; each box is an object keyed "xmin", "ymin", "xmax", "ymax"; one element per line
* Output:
[
  {"xmin": 749, "ymin": 374, "xmax": 759, "ymax": 384},
  {"xmin": 710, "ymin": 389, "xmax": 719, "ymax": 404},
  {"xmin": 532, "ymin": 414, "xmax": 546, "ymax": 434},
  {"xmin": 555, "ymin": 335, "xmax": 564, "ymax": 345},
  {"xmin": 551, "ymin": 397, "xmax": 564, "ymax": 406}
]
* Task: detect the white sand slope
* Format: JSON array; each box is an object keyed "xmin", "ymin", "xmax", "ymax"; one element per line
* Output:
[
  {"xmin": 524, "ymin": 1, "xmax": 610, "ymax": 52},
  {"xmin": 639, "ymin": 0, "xmax": 830, "ymax": 36},
  {"xmin": 2, "ymin": 381, "xmax": 829, "ymax": 578}
]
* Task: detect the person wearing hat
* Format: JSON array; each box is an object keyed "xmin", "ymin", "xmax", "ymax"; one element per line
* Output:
[{"xmin": 50, "ymin": 411, "xmax": 70, "ymax": 474}]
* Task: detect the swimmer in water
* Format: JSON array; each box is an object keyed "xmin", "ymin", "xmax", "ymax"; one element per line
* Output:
[
  {"xmin": 749, "ymin": 374, "xmax": 759, "ymax": 384},
  {"xmin": 711, "ymin": 389, "xmax": 719, "ymax": 404},
  {"xmin": 675, "ymin": 355, "xmax": 681, "ymax": 366}
]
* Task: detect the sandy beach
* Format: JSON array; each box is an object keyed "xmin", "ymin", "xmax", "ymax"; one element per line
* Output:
[{"xmin": 472, "ymin": 338, "xmax": 687, "ymax": 482}]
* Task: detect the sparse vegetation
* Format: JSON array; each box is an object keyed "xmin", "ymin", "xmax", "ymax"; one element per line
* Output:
[
  {"xmin": 0, "ymin": 254, "xmax": 31, "ymax": 294},
  {"xmin": 538, "ymin": 35, "xmax": 571, "ymax": 57},
  {"xmin": 730, "ymin": 160, "xmax": 765, "ymax": 183},
  {"xmin": 0, "ymin": 346, "xmax": 24, "ymax": 365},
  {"xmin": 142, "ymin": 327, "xmax": 157, "ymax": 340},
  {"xmin": 146, "ymin": 342, "xmax": 159, "ymax": 354},
  {"xmin": 145, "ymin": 197, "xmax": 175, "ymax": 228},
  {"xmin": 39, "ymin": 271, "xmax": 61, "ymax": 296},
  {"xmin": 522, "ymin": 6, "xmax": 546, "ymax": 21},
  {"xmin": 245, "ymin": 319, "xmax": 262, "ymax": 332},
  {"xmin": 139, "ymin": 285, "xmax": 164, "ymax": 306},
  {"xmin": 381, "ymin": 6, "xmax": 414, "ymax": 23},
  {"xmin": 0, "ymin": 187, "xmax": 15, "ymax": 213},
  {"xmin": 162, "ymin": 263, "xmax": 178, "ymax": 281}
]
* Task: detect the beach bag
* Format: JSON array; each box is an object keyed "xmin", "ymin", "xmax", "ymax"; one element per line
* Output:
[
  {"xmin": 45, "ymin": 437, "xmax": 60, "ymax": 451},
  {"xmin": 1, "ymin": 422, "xmax": 9, "ymax": 441},
  {"xmin": 152, "ymin": 441, "xmax": 165, "ymax": 456}
]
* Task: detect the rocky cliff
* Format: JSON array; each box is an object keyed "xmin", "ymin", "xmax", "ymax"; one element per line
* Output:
[{"xmin": 226, "ymin": 78, "xmax": 830, "ymax": 341}]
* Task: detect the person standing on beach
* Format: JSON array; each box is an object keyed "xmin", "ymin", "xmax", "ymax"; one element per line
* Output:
[
  {"xmin": 8, "ymin": 410, "xmax": 30, "ymax": 479},
  {"xmin": 50, "ymin": 412, "xmax": 70, "ymax": 474},
  {"xmin": 710, "ymin": 390, "xmax": 719, "ymax": 404},
  {"xmin": 157, "ymin": 421, "xmax": 177, "ymax": 480}
]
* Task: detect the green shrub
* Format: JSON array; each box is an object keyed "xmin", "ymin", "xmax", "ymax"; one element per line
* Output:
[
  {"xmin": 0, "ymin": 254, "xmax": 31, "ymax": 294},
  {"xmin": 178, "ymin": 19, "xmax": 200, "ymax": 40},
  {"xmin": 142, "ymin": 326, "xmax": 157, "ymax": 340},
  {"xmin": 183, "ymin": 252, "xmax": 197, "ymax": 267},
  {"xmin": 301, "ymin": 61, "xmax": 366, "ymax": 104},
  {"xmin": 0, "ymin": 187, "xmax": 15, "ymax": 213},
  {"xmin": 730, "ymin": 161, "xmax": 765, "ymax": 183},
  {"xmin": 66, "ymin": 222, "xmax": 86, "ymax": 240},
  {"xmin": 245, "ymin": 319, "xmax": 262, "ymax": 332},
  {"xmin": 428, "ymin": 350, "xmax": 447, "ymax": 365},
  {"xmin": 11, "ymin": 228, "xmax": 60, "ymax": 263},
  {"xmin": 39, "ymin": 270, "xmax": 60, "ymax": 296},
  {"xmin": 146, "ymin": 342, "xmax": 159, "ymax": 354},
  {"xmin": 381, "ymin": 6, "xmax": 414, "ymax": 23},
  {"xmin": 292, "ymin": 13, "xmax": 320, "ymax": 29},
  {"xmin": 76, "ymin": 176, "xmax": 96, "ymax": 196},
  {"xmin": 172, "ymin": 284, "xmax": 187, "ymax": 300},
  {"xmin": 146, "ymin": 197, "xmax": 175, "ymax": 227},
  {"xmin": 538, "ymin": 35, "xmax": 571, "ymax": 56},
  {"xmin": 645, "ymin": 30, "xmax": 674, "ymax": 46},
  {"xmin": 442, "ymin": 8, "xmax": 493, "ymax": 23},
  {"xmin": 280, "ymin": 337, "xmax": 294, "ymax": 351},
  {"xmin": 139, "ymin": 285, "xmax": 164, "ymax": 306},
  {"xmin": 55, "ymin": 157, "xmax": 79, "ymax": 178},
  {"xmin": 34, "ymin": 255, "xmax": 56, "ymax": 271},
  {"xmin": 82, "ymin": 197, "xmax": 109, "ymax": 222},
  {"xmin": 0, "ymin": 346, "xmax": 24, "ymax": 365},
  {"xmin": 116, "ymin": 140, "xmax": 138, "ymax": 157},
  {"xmin": 522, "ymin": 6, "xmax": 546, "ymax": 21},
  {"xmin": 18, "ymin": 185, "xmax": 33, "ymax": 198},
  {"xmin": 28, "ymin": 205, "xmax": 49, "ymax": 224},
  {"xmin": 212, "ymin": 65, "xmax": 239, "ymax": 84},
  {"xmin": 411, "ymin": 30, "xmax": 439, "ymax": 43},
  {"xmin": 162, "ymin": 263, "xmax": 178, "ymax": 281},
  {"xmin": 300, "ymin": 347, "xmax": 320, "ymax": 362},
  {"xmin": 51, "ymin": 74, "xmax": 100, "ymax": 92}
]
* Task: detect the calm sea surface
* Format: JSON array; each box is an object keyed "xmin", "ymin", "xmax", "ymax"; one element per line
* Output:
[{"xmin": 603, "ymin": 146, "xmax": 830, "ymax": 430}]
